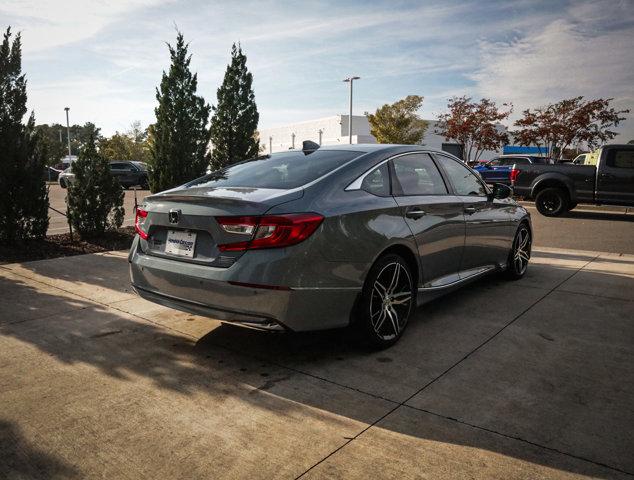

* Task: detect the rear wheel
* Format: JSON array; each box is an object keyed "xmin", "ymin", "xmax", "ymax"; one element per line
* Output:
[
  {"xmin": 354, "ymin": 254, "xmax": 415, "ymax": 349},
  {"xmin": 59, "ymin": 178, "xmax": 67, "ymax": 189},
  {"xmin": 535, "ymin": 187, "xmax": 568, "ymax": 216},
  {"xmin": 506, "ymin": 224, "xmax": 531, "ymax": 280}
]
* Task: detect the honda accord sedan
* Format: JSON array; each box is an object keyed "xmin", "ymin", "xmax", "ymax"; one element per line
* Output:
[{"xmin": 129, "ymin": 143, "xmax": 531, "ymax": 348}]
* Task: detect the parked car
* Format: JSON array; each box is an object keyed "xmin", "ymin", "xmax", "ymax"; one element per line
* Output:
[
  {"xmin": 58, "ymin": 160, "xmax": 149, "ymax": 189},
  {"xmin": 110, "ymin": 161, "xmax": 149, "ymax": 189},
  {"xmin": 474, "ymin": 155, "xmax": 551, "ymax": 185},
  {"xmin": 129, "ymin": 143, "xmax": 531, "ymax": 348},
  {"xmin": 511, "ymin": 144, "xmax": 634, "ymax": 216}
]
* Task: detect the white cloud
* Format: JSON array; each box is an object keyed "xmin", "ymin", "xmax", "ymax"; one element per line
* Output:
[
  {"xmin": 0, "ymin": 0, "xmax": 170, "ymax": 52},
  {"xmin": 471, "ymin": 0, "xmax": 634, "ymax": 138}
]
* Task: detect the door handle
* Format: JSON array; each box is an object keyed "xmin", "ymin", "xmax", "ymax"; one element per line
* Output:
[
  {"xmin": 405, "ymin": 208, "xmax": 427, "ymax": 219},
  {"xmin": 464, "ymin": 207, "xmax": 477, "ymax": 214}
]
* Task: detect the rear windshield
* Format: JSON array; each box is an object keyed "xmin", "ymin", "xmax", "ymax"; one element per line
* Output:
[
  {"xmin": 186, "ymin": 150, "xmax": 364, "ymax": 190},
  {"xmin": 529, "ymin": 157, "xmax": 550, "ymax": 164}
]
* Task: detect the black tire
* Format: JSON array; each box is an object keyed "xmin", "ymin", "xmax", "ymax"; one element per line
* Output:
[
  {"xmin": 535, "ymin": 187, "xmax": 568, "ymax": 217},
  {"xmin": 506, "ymin": 224, "xmax": 531, "ymax": 280},
  {"xmin": 59, "ymin": 178, "xmax": 66, "ymax": 189},
  {"xmin": 354, "ymin": 254, "xmax": 415, "ymax": 349}
]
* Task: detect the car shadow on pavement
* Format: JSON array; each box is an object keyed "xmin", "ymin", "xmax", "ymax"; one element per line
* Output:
[
  {"xmin": 1, "ymin": 255, "xmax": 633, "ymax": 478},
  {"xmin": 0, "ymin": 420, "xmax": 80, "ymax": 479}
]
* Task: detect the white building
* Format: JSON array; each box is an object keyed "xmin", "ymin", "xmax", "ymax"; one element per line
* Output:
[
  {"xmin": 257, "ymin": 115, "xmax": 499, "ymax": 159},
  {"xmin": 258, "ymin": 115, "xmax": 375, "ymax": 153}
]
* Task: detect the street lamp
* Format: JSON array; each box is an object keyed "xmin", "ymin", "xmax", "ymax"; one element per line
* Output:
[
  {"xmin": 64, "ymin": 107, "xmax": 71, "ymax": 157},
  {"xmin": 342, "ymin": 76, "xmax": 360, "ymax": 144}
]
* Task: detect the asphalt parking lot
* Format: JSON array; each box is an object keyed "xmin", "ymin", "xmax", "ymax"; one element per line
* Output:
[{"xmin": 1, "ymin": 233, "xmax": 633, "ymax": 478}]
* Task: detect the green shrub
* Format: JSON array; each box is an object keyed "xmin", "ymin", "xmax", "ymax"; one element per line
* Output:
[
  {"xmin": 0, "ymin": 27, "xmax": 49, "ymax": 243},
  {"xmin": 66, "ymin": 133, "xmax": 124, "ymax": 238}
]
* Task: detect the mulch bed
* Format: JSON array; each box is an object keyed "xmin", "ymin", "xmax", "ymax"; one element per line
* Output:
[{"xmin": 0, "ymin": 227, "xmax": 136, "ymax": 264}]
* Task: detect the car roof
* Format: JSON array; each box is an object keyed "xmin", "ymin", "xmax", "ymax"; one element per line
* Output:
[{"xmin": 315, "ymin": 143, "xmax": 457, "ymax": 157}]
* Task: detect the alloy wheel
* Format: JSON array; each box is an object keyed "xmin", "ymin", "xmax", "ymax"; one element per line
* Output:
[
  {"xmin": 540, "ymin": 192, "xmax": 561, "ymax": 213},
  {"xmin": 513, "ymin": 227, "xmax": 531, "ymax": 275},
  {"xmin": 369, "ymin": 262, "xmax": 413, "ymax": 341}
]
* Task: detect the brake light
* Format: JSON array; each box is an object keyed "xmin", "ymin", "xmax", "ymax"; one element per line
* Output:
[
  {"xmin": 510, "ymin": 168, "xmax": 520, "ymax": 184},
  {"xmin": 216, "ymin": 213, "xmax": 324, "ymax": 251},
  {"xmin": 135, "ymin": 208, "xmax": 149, "ymax": 240}
]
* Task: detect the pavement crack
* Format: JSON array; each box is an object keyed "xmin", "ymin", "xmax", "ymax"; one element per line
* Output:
[{"xmin": 405, "ymin": 405, "xmax": 634, "ymax": 477}]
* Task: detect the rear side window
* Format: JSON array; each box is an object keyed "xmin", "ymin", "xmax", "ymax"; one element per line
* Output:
[
  {"xmin": 187, "ymin": 150, "xmax": 363, "ymax": 190},
  {"xmin": 607, "ymin": 149, "xmax": 634, "ymax": 169},
  {"xmin": 361, "ymin": 163, "xmax": 390, "ymax": 196},
  {"xmin": 392, "ymin": 153, "xmax": 447, "ymax": 196}
]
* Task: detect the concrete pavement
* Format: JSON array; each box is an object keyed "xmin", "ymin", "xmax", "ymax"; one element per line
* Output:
[{"xmin": 0, "ymin": 248, "xmax": 632, "ymax": 479}]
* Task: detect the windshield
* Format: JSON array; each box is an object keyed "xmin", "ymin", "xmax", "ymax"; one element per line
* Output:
[
  {"xmin": 132, "ymin": 161, "xmax": 147, "ymax": 171},
  {"xmin": 186, "ymin": 150, "xmax": 364, "ymax": 190}
]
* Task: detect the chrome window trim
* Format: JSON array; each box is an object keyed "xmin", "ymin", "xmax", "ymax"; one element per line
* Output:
[{"xmin": 345, "ymin": 151, "xmax": 429, "ymax": 191}]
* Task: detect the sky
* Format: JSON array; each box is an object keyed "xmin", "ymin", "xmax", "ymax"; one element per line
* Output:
[{"xmin": 2, "ymin": 0, "xmax": 634, "ymax": 140}]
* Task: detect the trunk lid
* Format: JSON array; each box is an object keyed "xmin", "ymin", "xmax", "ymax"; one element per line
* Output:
[{"xmin": 138, "ymin": 187, "xmax": 303, "ymax": 266}]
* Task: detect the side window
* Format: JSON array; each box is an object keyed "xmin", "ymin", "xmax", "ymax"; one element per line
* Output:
[
  {"xmin": 488, "ymin": 158, "xmax": 502, "ymax": 166},
  {"xmin": 110, "ymin": 163, "xmax": 124, "ymax": 170},
  {"xmin": 360, "ymin": 162, "xmax": 390, "ymax": 196},
  {"xmin": 606, "ymin": 149, "xmax": 634, "ymax": 169},
  {"xmin": 440, "ymin": 158, "xmax": 488, "ymax": 197},
  {"xmin": 392, "ymin": 153, "xmax": 447, "ymax": 196},
  {"xmin": 511, "ymin": 158, "xmax": 530, "ymax": 165}
]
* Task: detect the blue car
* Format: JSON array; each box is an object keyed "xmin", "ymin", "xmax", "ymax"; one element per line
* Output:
[{"xmin": 474, "ymin": 155, "xmax": 551, "ymax": 185}]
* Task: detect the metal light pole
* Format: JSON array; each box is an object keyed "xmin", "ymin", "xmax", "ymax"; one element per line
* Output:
[
  {"xmin": 64, "ymin": 107, "xmax": 71, "ymax": 157},
  {"xmin": 342, "ymin": 76, "xmax": 360, "ymax": 144}
]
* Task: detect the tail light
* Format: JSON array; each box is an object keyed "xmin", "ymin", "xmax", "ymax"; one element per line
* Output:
[
  {"xmin": 135, "ymin": 208, "xmax": 149, "ymax": 239},
  {"xmin": 216, "ymin": 213, "xmax": 324, "ymax": 251},
  {"xmin": 510, "ymin": 168, "xmax": 520, "ymax": 184}
]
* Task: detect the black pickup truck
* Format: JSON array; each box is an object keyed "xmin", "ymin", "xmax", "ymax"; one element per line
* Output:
[{"xmin": 511, "ymin": 144, "xmax": 634, "ymax": 216}]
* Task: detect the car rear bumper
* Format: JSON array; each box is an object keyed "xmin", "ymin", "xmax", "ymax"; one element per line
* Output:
[{"xmin": 128, "ymin": 239, "xmax": 361, "ymax": 332}]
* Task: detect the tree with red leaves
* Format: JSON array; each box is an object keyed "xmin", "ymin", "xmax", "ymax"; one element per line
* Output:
[
  {"xmin": 435, "ymin": 96, "xmax": 512, "ymax": 163},
  {"xmin": 513, "ymin": 97, "xmax": 629, "ymax": 159}
]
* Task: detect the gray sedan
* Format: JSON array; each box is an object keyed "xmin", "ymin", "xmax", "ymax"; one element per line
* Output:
[{"xmin": 129, "ymin": 144, "xmax": 531, "ymax": 348}]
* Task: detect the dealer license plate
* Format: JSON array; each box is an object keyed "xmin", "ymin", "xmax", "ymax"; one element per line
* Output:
[{"xmin": 165, "ymin": 230, "xmax": 197, "ymax": 258}]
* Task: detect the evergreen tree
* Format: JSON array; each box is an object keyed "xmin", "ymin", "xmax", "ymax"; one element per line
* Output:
[
  {"xmin": 210, "ymin": 43, "xmax": 259, "ymax": 170},
  {"xmin": 66, "ymin": 133, "xmax": 124, "ymax": 237},
  {"xmin": 0, "ymin": 27, "xmax": 49, "ymax": 243},
  {"xmin": 150, "ymin": 32, "xmax": 210, "ymax": 192}
]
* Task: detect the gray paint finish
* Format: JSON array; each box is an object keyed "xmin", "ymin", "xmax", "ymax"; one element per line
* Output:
[{"xmin": 129, "ymin": 144, "xmax": 530, "ymax": 333}]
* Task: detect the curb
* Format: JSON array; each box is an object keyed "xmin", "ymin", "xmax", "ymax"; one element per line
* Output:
[{"xmin": 517, "ymin": 200, "xmax": 630, "ymax": 214}]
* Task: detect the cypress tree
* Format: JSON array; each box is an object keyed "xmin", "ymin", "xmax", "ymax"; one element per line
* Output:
[
  {"xmin": 66, "ymin": 132, "xmax": 124, "ymax": 237},
  {"xmin": 210, "ymin": 43, "xmax": 259, "ymax": 170},
  {"xmin": 150, "ymin": 32, "xmax": 211, "ymax": 193},
  {"xmin": 0, "ymin": 27, "xmax": 48, "ymax": 243}
]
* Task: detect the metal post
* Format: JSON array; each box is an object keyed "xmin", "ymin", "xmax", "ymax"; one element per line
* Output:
[
  {"xmin": 318, "ymin": 129, "xmax": 323, "ymax": 145},
  {"xmin": 291, "ymin": 132, "xmax": 295, "ymax": 149},
  {"xmin": 342, "ymin": 76, "xmax": 360, "ymax": 144},
  {"xmin": 64, "ymin": 107, "xmax": 71, "ymax": 157},
  {"xmin": 269, "ymin": 136, "xmax": 272, "ymax": 154}
]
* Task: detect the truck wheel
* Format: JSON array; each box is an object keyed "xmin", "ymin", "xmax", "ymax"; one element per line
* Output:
[{"xmin": 535, "ymin": 188, "xmax": 568, "ymax": 217}]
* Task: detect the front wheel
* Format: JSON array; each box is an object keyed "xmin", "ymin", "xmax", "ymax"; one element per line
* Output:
[
  {"xmin": 535, "ymin": 187, "xmax": 568, "ymax": 216},
  {"xmin": 506, "ymin": 224, "xmax": 531, "ymax": 280},
  {"xmin": 354, "ymin": 254, "xmax": 415, "ymax": 349}
]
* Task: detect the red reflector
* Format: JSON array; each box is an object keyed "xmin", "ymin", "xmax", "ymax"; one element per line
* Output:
[
  {"xmin": 510, "ymin": 168, "xmax": 520, "ymax": 184},
  {"xmin": 216, "ymin": 213, "xmax": 324, "ymax": 251},
  {"xmin": 135, "ymin": 208, "xmax": 149, "ymax": 240}
]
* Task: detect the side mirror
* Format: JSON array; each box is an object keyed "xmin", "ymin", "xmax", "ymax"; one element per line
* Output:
[{"xmin": 491, "ymin": 183, "xmax": 512, "ymax": 200}]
